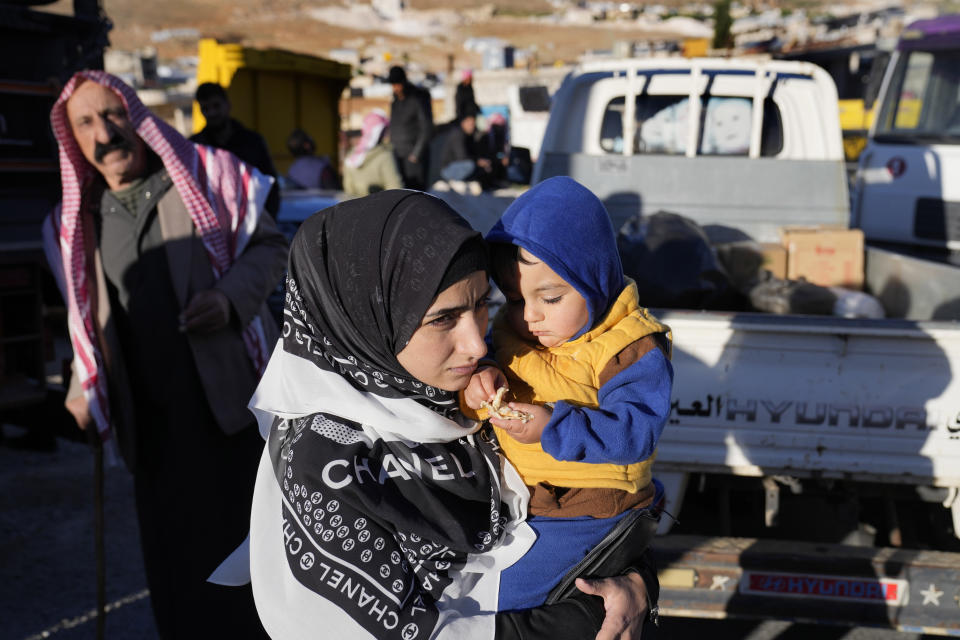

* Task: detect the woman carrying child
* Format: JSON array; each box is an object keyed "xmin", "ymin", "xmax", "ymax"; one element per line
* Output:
[{"xmin": 242, "ymin": 189, "xmax": 659, "ymax": 639}]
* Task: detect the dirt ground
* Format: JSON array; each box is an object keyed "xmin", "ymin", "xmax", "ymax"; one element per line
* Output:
[
  {"xmin": 37, "ymin": 0, "xmax": 704, "ymax": 69},
  {"xmin": 0, "ymin": 425, "xmax": 159, "ymax": 640}
]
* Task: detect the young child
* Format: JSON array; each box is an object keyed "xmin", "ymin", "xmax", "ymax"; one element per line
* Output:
[{"xmin": 464, "ymin": 176, "xmax": 674, "ymax": 611}]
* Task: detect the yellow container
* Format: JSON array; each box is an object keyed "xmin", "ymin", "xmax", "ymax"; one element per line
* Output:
[
  {"xmin": 837, "ymin": 98, "xmax": 878, "ymax": 163},
  {"xmin": 193, "ymin": 39, "xmax": 352, "ymax": 174},
  {"xmin": 682, "ymin": 38, "xmax": 710, "ymax": 58}
]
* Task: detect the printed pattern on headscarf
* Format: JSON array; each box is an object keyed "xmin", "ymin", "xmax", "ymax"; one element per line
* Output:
[
  {"xmin": 283, "ymin": 190, "xmax": 483, "ymax": 417},
  {"xmin": 45, "ymin": 70, "xmax": 274, "ymax": 440},
  {"xmin": 267, "ymin": 409, "xmax": 508, "ymax": 639},
  {"xmin": 286, "ymin": 272, "xmax": 457, "ymax": 413}
]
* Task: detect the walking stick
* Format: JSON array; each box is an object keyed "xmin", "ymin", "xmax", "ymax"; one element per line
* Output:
[{"xmin": 86, "ymin": 425, "xmax": 106, "ymax": 640}]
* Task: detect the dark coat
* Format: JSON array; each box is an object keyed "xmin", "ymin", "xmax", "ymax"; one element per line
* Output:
[
  {"xmin": 455, "ymin": 82, "xmax": 480, "ymax": 121},
  {"xmin": 441, "ymin": 126, "xmax": 480, "ymax": 169},
  {"xmin": 67, "ymin": 185, "xmax": 287, "ymax": 470},
  {"xmin": 390, "ymin": 83, "xmax": 433, "ymax": 160}
]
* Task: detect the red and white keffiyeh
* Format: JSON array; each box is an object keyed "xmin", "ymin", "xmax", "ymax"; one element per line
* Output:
[
  {"xmin": 344, "ymin": 109, "xmax": 388, "ymax": 169},
  {"xmin": 43, "ymin": 70, "xmax": 274, "ymax": 441}
]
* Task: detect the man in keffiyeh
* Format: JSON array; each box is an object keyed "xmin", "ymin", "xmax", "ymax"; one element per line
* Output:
[{"xmin": 43, "ymin": 70, "xmax": 287, "ymax": 639}]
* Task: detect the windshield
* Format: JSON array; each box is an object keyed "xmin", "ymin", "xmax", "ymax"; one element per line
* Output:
[{"xmin": 875, "ymin": 48, "xmax": 960, "ymax": 143}]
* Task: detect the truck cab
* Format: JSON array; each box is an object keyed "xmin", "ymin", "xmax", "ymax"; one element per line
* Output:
[
  {"xmin": 852, "ymin": 15, "xmax": 960, "ymax": 250},
  {"xmin": 533, "ymin": 58, "xmax": 848, "ymax": 243}
]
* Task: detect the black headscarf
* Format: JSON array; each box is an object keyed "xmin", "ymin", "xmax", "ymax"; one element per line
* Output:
[{"xmin": 284, "ymin": 190, "xmax": 485, "ymax": 415}]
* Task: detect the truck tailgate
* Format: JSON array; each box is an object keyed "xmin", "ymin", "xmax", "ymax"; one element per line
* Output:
[
  {"xmin": 655, "ymin": 311, "xmax": 960, "ymax": 487},
  {"xmin": 538, "ymin": 152, "xmax": 849, "ymax": 243}
]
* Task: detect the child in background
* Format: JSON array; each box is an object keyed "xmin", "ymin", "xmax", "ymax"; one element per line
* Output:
[{"xmin": 464, "ymin": 176, "xmax": 674, "ymax": 611}]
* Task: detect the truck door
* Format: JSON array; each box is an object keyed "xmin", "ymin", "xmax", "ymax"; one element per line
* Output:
[{"xmin": 853, "ymin": 38, "xmax": 960, "ymax": 250}]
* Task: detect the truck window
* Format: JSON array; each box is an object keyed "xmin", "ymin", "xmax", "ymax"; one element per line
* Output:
[
  {"xmin": 876, "ymin": 49, "xmax": 960, "ymax": 141},
  {"xmin": 636, "ymin": 95, "xmax": 690, "ymax": 155},
  {"xmin": 600, "ymin": 97, "xmax": 625, "ymax": 153},
  {"xmin": 599, "ymin": 95, "xmax": 783, "ymax": 156},
  {"xmin": 518, "ymin": 85, "xmax": 551, "ymax": 112},
  {"xmin": 699, "ymin": 97, "xmax": 752, "ymax": 155}
]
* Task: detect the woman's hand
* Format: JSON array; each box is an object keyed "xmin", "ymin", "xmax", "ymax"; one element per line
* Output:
[
  {"xmin": 576, "ymin": 573, "xmax": 649, "ymax": 640},
  {"xmin": 463, "ymin": 365, "xmax": 506, "ymax": 409},
  {"xmin": 489, "ymin": 402, "xmax": 550, "ymax": 444}
]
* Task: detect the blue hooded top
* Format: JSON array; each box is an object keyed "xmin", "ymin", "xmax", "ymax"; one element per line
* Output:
[{"xmin": 485, "ymin": 176, "xmax": 624, "ymax": 339}]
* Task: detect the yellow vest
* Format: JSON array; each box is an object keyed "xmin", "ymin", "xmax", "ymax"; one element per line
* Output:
[{"xmin": 491, "ymin": 279, "xmax": 671, "ymax": 492}]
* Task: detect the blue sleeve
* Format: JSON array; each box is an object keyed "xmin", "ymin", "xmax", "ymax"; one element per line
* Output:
[{"xmin": 540, "ymin": 348, "xmax": 673, "ymax": 465}]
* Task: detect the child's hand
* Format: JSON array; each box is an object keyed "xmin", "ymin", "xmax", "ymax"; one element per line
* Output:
[
  {"xmin": 490, "ymin": 402, "xmax": 551, "ymax": 444},
  {"xmin": 464, "ymin": 366, "xmax": 507, "ymax": 410}
]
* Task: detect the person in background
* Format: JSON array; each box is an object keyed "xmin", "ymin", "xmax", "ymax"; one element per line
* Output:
[
  {"xmin": 342, "ymin": 109, "xmax": 403, "ymax": 196},
  {"xmin": 480, "ymin": 112, "xmax": 510, "ymax": 185},
  {"xmin": 191, "ymin": 82, "xmax": 280, "ymax": 217},
  {"xmin": 44, "ymin": 71, "xmax": 286, "ymax": 639},
  {"xmin": 387, "ymin": 65, "xmax": 433, "ymax": 190},
  {"xmin": 439, "ymin": 109, "xmax": 492, "ymax": 193},
  {"xmin": 285, "ymin": 128, "xmax": 339, "ymax": 190},
  {"xmin": 455, "ymin": 68, "xmax": 481, "ymax": 123}
]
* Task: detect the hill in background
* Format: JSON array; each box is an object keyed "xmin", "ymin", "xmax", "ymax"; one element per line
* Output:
[{"xmin": 39, "ymin": 0, "xmax": 724, "ymax": 72}]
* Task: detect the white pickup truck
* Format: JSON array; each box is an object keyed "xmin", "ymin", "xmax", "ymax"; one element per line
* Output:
[
  {"xmin": 853, "ymin": 15, "xmax": 960, "ymax": 253},
  {"xmin": 533, "ymin": 56, "xmax": 960, "ymax": 632}
]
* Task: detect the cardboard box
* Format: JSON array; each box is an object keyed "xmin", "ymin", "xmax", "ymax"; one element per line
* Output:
[{"xmin": 780, "ymin": 226, "xmax": 864, "ymax": 290}]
